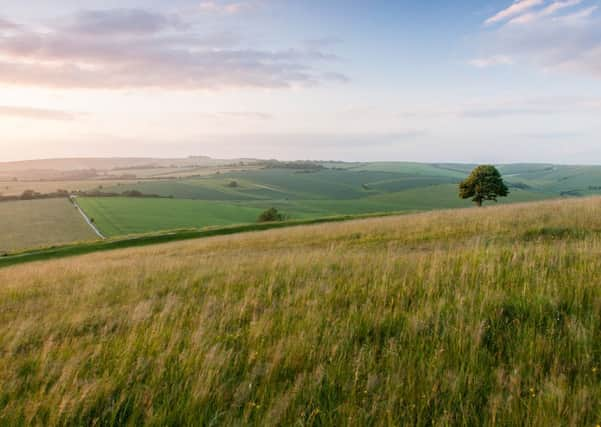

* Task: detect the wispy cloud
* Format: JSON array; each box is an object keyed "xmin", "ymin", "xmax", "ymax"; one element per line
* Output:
[
  {"xmin": 469, "ymin": 55, "xmax": 514, "ymax": 68},
  {"xmin": 0, "ymin": 106, "xmax": 78, "ymax": 121},
  {"xmin": 396, "ymin": 96, "xmax": 601, "ymax": 119},
  {"xmin": 0, "ymin": 8, "xmax": 345, "ymax": 90},
  {"xmin": 516, "ymin": 131, "xmax": 584, "ymax": 139},
  {"xmin": 560, "ymin": 5, "xmax": 599, "ymax": 21},
  {"xmin": 541, "ymin": 0, "xmax": 584, "ymax": 16},
  {"xmin": 0, "ymin": 17, "xmax": 18, "ymax": 30},
  {"xmin": 485, "ymin": 0, "xmax": 545, "ymax": 24},
  {"xmin": 65, "ymin": 9, "xmax": 184, "ymax": 35},
  {"xmin": 214, "ymin": 112, "xmax": 273, "ymax": 120},
  {"xmin": 475, "ymin": 0, "xmax": 601, "ymax": 78},
  {"xmin": 303, "ymin": 37, "xmax": 343, "ymax": 50},
  {"xmin": 508, "ymin": 0, "xmax": 585, "ymax": 24},
  {"xmin": 198, "ymin": 1, "xmax": 258, "ymax": 15}
]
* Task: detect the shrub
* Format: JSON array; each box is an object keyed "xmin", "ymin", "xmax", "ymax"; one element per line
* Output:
[{"xmin": 258, "ymin": 207, "xmax": 286, "ymax": 222}]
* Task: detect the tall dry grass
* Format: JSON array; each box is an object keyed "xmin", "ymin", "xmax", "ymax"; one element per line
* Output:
[{"xmin": 1, "ymin": 198, "xmax": 601, "ymax": 425}]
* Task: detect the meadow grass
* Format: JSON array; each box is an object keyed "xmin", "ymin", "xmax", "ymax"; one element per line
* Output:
[{"xmin": 1, "ymin": 198, "xmax": 601, "ymax": 425}]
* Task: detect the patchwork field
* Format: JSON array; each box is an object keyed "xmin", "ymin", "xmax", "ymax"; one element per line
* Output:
[
  {"xmin": 0, "ymin": 199, "xmax": 98, "ymax": 253},
  {"xmin": 76, "ymin": 197, "xmax": 264, "ymax": 237},
  {"xmin": 2, "ymin": 198, "xmax": 601, "ymax": 424},
  {"xmin": 7, "ymin": 161, "xmax": 601, "ymax": 244},
  {"xmin": 101, "ymin": 162, "xmax": 575, "ymax": 210},
  {"xmin": 82, "ymin": 164, "xmax": 550, "ymax": 235}
]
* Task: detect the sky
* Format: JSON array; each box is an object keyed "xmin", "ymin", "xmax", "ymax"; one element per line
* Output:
[{"xmin": 1, "ymin": 0, "xmax": 601, "ymax": 163}]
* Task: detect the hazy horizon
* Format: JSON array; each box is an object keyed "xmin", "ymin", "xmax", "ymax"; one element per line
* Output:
[
  {"xmin": 5, "ymin": 153, "xmax": 601, "ymax": 168},
  {"xmin": 1, "ymin": 0, "xmax": 600, "ymax": 163}
]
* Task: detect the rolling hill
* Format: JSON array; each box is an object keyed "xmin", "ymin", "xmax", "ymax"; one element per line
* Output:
[{"xmin": 5, "ymin": 159, "xmax": 601, "ymax": 253}]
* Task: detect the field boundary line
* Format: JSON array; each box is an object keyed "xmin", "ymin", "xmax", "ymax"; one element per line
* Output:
[
  {"xmin": 0, "ymin": 210, "xmax": 410, "ymax": 268},
  {"xmin": 71, "ymin": 196, "xmax": 106, "ymax": 240}
]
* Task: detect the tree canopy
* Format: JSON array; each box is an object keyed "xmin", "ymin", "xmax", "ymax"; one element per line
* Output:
[
  {"xmin": 459, "ymin": 165, "xmax": 509, "ymax": 206},
  {"xmin": 257, "ymin": 207, "xmax": 286, "ymax": 222}
]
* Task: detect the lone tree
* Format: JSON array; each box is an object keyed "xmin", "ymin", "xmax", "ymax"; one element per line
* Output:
[{"xmin": 459, "ymin": 165, "xmax": 508, "ymax": 207}]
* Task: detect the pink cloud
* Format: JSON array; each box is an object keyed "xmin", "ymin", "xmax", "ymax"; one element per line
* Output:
[
  {"xmin": 485, "ymin": 0, "xmax": 545, "ymax": 25},
  {"xmin": 0, "ymin": 8, "xmax": 346, "ymax": 90},
  {"xmin": 198, "ymin": 1, "xmax": 258, "ymax": 15},
  {"xmin": 476, "ymin": 1, "xmax": 601, "ymax": 78}
]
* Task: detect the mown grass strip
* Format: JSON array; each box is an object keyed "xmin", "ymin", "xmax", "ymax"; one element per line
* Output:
[{"xmin": 0, "ymin": 211, "xmax": 405, "ymax": 268}]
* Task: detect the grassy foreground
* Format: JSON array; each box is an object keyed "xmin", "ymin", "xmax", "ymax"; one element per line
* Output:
[{"xmin": 2, "ymin": 198, "xmax": 601, "ymax": 425}]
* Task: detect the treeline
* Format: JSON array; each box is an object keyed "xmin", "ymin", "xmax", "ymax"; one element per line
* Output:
[
  {"xmin": 0, "ymin": 189, "xmax": 170, "ymax": 203},
  {"xmin": 71, "ymin": 189, "xmax": 170, "ymax": 199},
  {"xmin": 261, "ymin": 160, "xmax": 325, "ymax": 171},
  {"xmin": 0, "ymin": 189, "xmax": 71, "ymax": 202}
]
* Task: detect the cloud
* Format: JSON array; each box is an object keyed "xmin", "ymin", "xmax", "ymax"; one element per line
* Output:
[
  {"xmin": 0, "ymin": 8, "xmax": 346, "ymax": 90},
  {"xmin": 560, "ymin": 5, "xmax": 598, "ymax": 21},
  {"xmin": 508, "ymin": 0, "xmax": 585, "ymax": 24},
  {"xmin": 0, "ymin": 17, "xmax": 18, "ymax": 30},
  {"xmin": 516, "ymin": 131, "xmax": 584, "ymax": 139},
  {"xmin": 475, "ymin": 1, "xmax": 601, "ymax": 78},
  {"xmin": 460, "ymin": 107, "xmax": 552, "ymax": 117},
  {"xmin": 469, "ymin": 55, "xmax": 514, "ymax": 68},
  {"xmin": 396, "ymin": 96, "xmax": 601, "ymax": 119},
  {"xmin": 541, "ymin": 0, "xmax": 584, "ymax": 16},
  {"xmin": 66, "ymin": 9, "xmax": 184, "ymax": 35},
  {"xmin": 216, "ymin": 112, "xmax": 273, "ymax": 119},
  {"xmin": 303, "ymin": 37, "xmax": 343, "ymax": 50},
  {"xmin": 0, "ymin": 106, "xmax": 78, "ymax": 121},
  {"xmin": 198, "ymin": 1, "xmax": 257, "ymax": 14},
  {"xmin": 321, "ymin": 72, "xmax": 350, "ymax": 83},
  {"xmin": 485, "ymin": 0, "xmax": 545, "ymax": 25}
]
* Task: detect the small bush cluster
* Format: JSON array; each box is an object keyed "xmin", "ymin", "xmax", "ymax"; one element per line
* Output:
[{"xmin": 257, "ymin": 207, "xmax": 286, "ymax": 222}]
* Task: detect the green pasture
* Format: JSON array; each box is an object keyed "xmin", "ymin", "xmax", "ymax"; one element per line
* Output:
[{"xmin": 76, "ymin": 198, "xmax": 264, "ymax": 237}]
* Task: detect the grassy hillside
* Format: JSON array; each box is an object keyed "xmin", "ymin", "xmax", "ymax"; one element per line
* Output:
[
  {"xmin": 2, "ymin": 198, "xmax": 601, "ymax": 425},
  {"xmin": 0, "ymin": 199, "xmax": 98, "ymax": 252},
  {"xmin": 102, "ymin": 166, "xmax": 469, "ymax": 202}
]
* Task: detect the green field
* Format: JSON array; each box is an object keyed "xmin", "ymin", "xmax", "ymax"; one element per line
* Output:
[
  {"xmin": 0, "ymin": 199, "xmax": 98, "ymax": 253},
  {"xmin": 10, "ymin": 162, "xmax": 601, "ymax": 244},
  {"xmin": 3, "ymin": 198, "xmax": 601, "ymax": 424},
  {"xmin": 76, "ymin": 197, "xmax": 264, "ymax": 237},
  {"xmin": 77, "ymin": 185, "xmax": 547, "ymax": 237},
  {"xmin": 86, "ymin": 163, "xmax": 557, "ymax": 236},
  {"xmin": 109, "ymin": 162, "xmax": 601, "ymax": 202},
  {"xmin": 104, "ymin": 165, "xmax": 467, "ymax": 202}
]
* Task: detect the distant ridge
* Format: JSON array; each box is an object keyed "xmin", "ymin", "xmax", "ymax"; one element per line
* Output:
[{"xmin": 0, "ymin": 156, "xmax": 261, "ymax": 172}]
